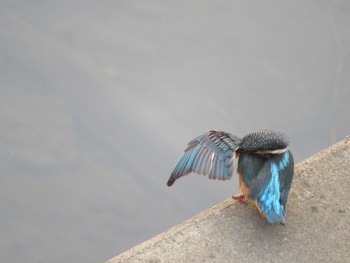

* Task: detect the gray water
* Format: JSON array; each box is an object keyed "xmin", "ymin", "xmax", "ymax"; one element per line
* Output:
[{"xmin": 1, "ymin": 1, "xmax": 350, "ymax": 262}]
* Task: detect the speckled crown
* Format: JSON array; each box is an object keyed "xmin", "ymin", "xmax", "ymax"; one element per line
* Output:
[{"xmin": 239, "ymin": 129, "xmax": 290, "ymax": 152}]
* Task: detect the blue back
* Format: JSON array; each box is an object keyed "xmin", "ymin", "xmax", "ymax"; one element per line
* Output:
[{"xmin": 238, "ymin": 150, "xmax": 294, "ymax": 224}]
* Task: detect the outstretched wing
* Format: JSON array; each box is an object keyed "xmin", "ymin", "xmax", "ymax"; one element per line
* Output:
[{"xmin": 167, "ymin": 131, "xmax": 241, "ymax": 186}]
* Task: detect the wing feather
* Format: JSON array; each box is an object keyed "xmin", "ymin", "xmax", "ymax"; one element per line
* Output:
[
  {"xmin": 203, "ymin": 152, "xmax": 214, "ymax": 175},
  {"xmin": 209, "ymin": 155, "xmax": 219, "ymax": 179},
  {"xmin": 167, "ymin": 131, "xmax": 241, "ymax": 186},
  {"xmin": 190, "ymin": 147, "xmax": 203, "ymax": 174},
  {"xmin": 277, "ymin": 150, "xmax": 294, "ymax": 206}
]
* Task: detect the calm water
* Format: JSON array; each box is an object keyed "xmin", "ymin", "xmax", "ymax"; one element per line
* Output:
[{"xmin": 1, "ymin": 1, "xmax": 350, "ymax": 262}]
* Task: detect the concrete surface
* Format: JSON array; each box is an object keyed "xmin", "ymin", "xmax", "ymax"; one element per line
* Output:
[{"xmin": 107, "ymin": 136, "xmax": 350, "ymax": 263}]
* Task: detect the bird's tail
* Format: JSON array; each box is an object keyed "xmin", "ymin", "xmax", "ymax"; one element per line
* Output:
[{"xmin": 256, "ymin": 200, "xmax": 285, "ymax": 225}]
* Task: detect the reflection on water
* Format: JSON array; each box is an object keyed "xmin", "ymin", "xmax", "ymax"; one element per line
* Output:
[{"xmin": 1, "ymin": 1, "xmax": 350, "ymax": 262}]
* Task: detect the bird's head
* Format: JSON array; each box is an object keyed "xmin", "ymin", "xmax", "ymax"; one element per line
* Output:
[{"xmin": 239, "ymin": 129, "xmax": 289, "ymax": 154}]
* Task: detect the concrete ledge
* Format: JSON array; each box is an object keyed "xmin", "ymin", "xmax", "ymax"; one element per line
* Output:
[{"xmin": 107, "ymin": 136, "xmax": 350, "ymax": 263}]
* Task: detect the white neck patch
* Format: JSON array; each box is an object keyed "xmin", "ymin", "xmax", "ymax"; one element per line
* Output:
[{"xmin": 255, "ymin": 148, "xmax": 288, "ymax": 154}]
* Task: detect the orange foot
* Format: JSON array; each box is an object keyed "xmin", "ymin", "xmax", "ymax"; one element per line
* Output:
[{"xmin": 232, "ymin": 194, "xmax": 247, "ymax": 203}]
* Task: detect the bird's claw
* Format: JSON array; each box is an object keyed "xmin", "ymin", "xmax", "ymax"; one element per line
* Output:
[{"xmin": 232, "ymin": 194, "xmax": 247, "ymax": 203}]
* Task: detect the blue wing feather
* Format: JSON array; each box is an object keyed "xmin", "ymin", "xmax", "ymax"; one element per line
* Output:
[
  {"xmin": 277, "ymin": 150, "xmax": 294, "ymax": 207},
  {"xmin": 167, "ymin": 131, "xmax": 241, "ymax": 186}
]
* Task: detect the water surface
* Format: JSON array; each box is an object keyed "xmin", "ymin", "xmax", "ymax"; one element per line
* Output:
[{"xmin": 1, "ymin": 1, "xmax": 350, "ymax": 262}]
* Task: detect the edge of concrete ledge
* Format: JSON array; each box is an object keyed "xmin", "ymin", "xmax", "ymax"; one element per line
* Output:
[{"xmin": 107, "ymin": 197, "xmax": 234, "ymax": 262}]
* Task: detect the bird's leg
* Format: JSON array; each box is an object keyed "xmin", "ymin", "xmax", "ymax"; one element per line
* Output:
[
  {"xmin": 232, "ymin": 194, "xmax": 247, "ymax": 203},
  {"xmin": 234, "ymin": 175, "xmax": 248, "ymax": 203}
]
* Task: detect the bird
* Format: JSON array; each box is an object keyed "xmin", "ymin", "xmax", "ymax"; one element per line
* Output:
[{"xmin": 167, "ymin": 129, "xmax": 294, "ymax": 225}]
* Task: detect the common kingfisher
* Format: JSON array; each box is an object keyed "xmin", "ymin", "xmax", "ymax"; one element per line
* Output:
[{"xmin": 167, "ymin": 129, "xmax": 294, "ymax": 225}]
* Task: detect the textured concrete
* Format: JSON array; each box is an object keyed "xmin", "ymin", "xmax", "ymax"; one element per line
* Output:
[{"xmin": 107, "ymin": 136, "xmax": 350, "ymax": 263}]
